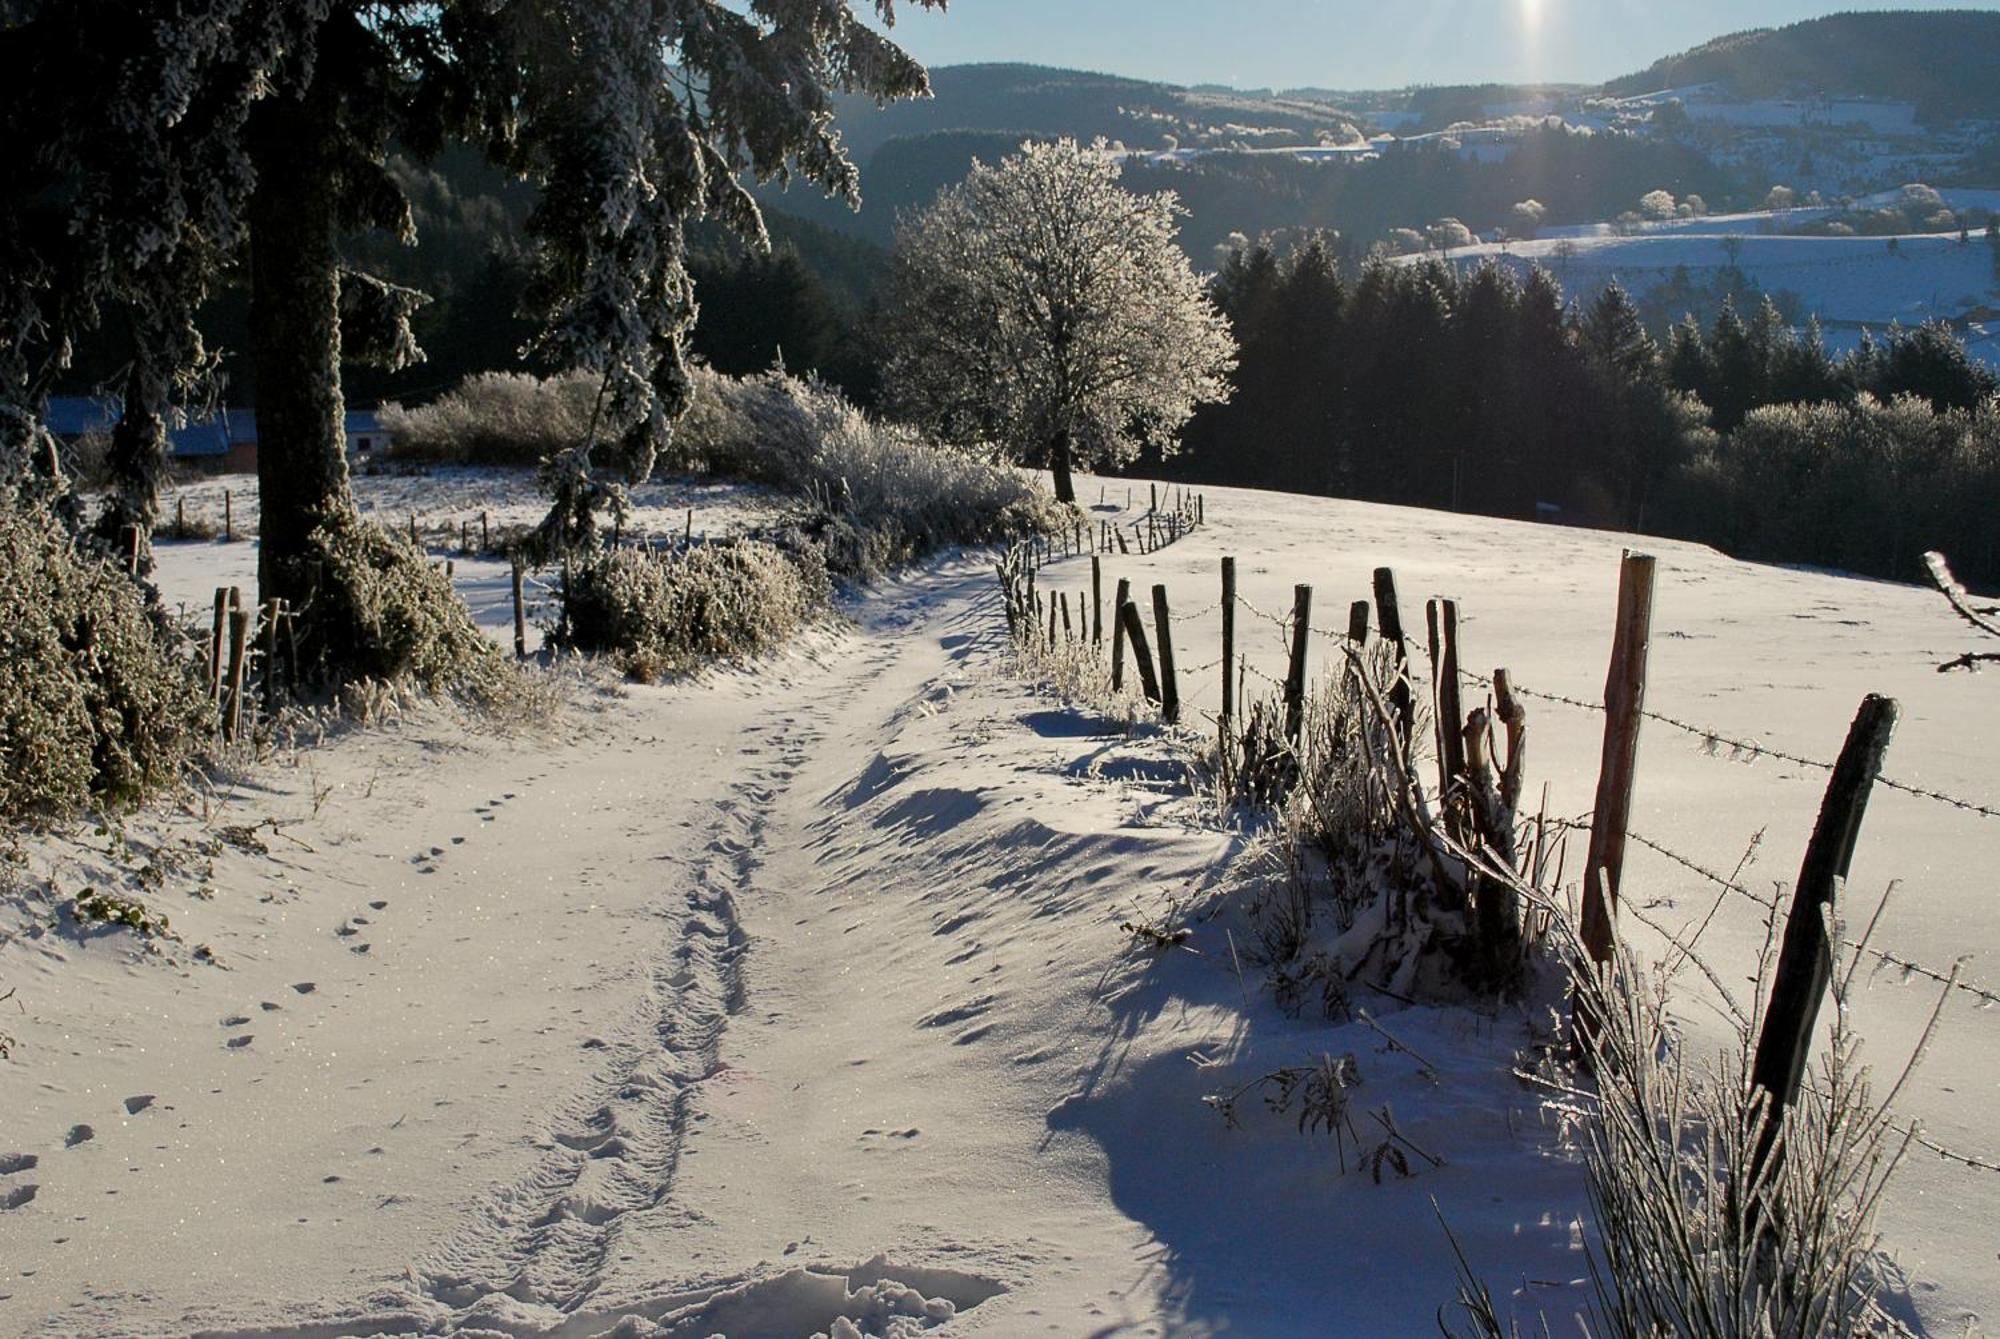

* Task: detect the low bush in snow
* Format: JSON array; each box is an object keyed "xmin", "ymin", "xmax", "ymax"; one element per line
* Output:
[
  {"xmin": 0, "ymin": 497, "xmax": 210, "ymax": 817},
  {"xmin": 295, "ymin": 513, "xmax": 522, "ymax": 709},
  {"xmin": 675, "ymin": 368, "xmax": 1063, "ymax": 579},
  {"xmin": 551, "ymin": 538, "xmax": 830, "ymax": 680},
  {"xmin": 378, "ymin": 371, "xmax": 601, "ymax": 467}
]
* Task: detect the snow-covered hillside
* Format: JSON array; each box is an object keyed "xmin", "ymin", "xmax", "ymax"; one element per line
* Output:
[
  {"xmin": 1437, "ymin": 201, "xmax": 2000, "ymax": 368},
  {"xmin": 3, "ymin": 472, "xmax": 1997, "ymax": 1337}
]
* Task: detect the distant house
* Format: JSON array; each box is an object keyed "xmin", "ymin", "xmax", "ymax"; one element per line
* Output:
[
  {"xmin": 43, "ymin": 398, "xmax": 394, "ymax": 473},
  {"xmin": 345, "ymin": 409, "xmax": 388, "ymax": 456}
]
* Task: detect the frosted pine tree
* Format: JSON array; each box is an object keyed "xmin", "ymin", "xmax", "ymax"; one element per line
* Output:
[
  {"xmin": 880, "ymin": 138, "xmax": 1236, "ymax": 505},
  {"xmin": 1, "ymin": 0, "xmax": 938, "ymax": 679}
]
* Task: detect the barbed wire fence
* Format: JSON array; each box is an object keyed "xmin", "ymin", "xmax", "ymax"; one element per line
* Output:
[{"xmin": 998, "ymin": 511, "xmax": 2000, "ymax": 1176}]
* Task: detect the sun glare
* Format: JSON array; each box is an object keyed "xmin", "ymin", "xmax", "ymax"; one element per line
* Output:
[{"xmin": 1521, "ymin": 0, "xmax": 1544, "ymax": 29}]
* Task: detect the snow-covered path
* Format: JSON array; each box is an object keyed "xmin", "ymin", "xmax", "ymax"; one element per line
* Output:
[{"xmin": 13, "ymin": 548, "xmax": 1567, "ymax": 1339}]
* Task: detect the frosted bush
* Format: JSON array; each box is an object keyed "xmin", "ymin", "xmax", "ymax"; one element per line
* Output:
[
  {"xmin": 554, "ymin": 539, "xmax": 831, "ymax": 679},
  {"xmin": 379, "ymin": 372, "xmax": 601, "ymax": 466},
  {"xmin": 0, "ymin": 499, "xmax": 210, "ymax": 816},
  {"xmin": 676, "ymin": 368, "xmax": 1062, "ymax": 578}
]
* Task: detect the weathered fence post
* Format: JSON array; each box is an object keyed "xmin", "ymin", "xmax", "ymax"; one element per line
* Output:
[
  {"xmin": 261, "ymin": 599, "xmax": 283, "ymax": 716},
  {"xmin": 1284, "ymin": 584, "xmax": 1312, "ymax": 743},
  {"xmin": 175, "ymin": 496, "xmax": 185, "ymax": 535},
  {"xmin": 408, "ymin": 513, "xmax": 420, "ymax": 548},
  {"xmin": 1111, "ymin": 577, "xmax": 1132, "ymax": 692},
  {"xmin": 1347, "ymin": 599, "xmax": 1370, "ymax": 644},
  {"xmin": 1115, "ymin": 526, "xmax": 1129, "ymax": 556},
  {"xmin": 1151, "ymin": 584, "xmax": 1180, "ymax": 724},
  {"xmin": 1091, "ymin": 557, "xmax": 1104, "ymax": 643},
  {"xmin": 461, "ymin": 519, "xmax": 472, "ymax": 554},
  {"xmin": 223, "ymin": 489, "xmax": 234, "ymax": 543},
  {"xmin": 1750, "ymin": 694, "xmax": 1899, "ymax": 1173},
  {"xmin": 1149, "ymin": 482, "xmax": 1158, "ymax": 515},
  {"xmin": 481, "ymin": 511, "xmax": 490, "ymax": 551},
  {"xmin": 1372, "ymin": 567, "xmax": 1414, "ymax": 743},
  {"xmin": 511, "ymin": 559, "xmax": 527, "ymax": 660},
  {"xmin": 1047, "ymin": 590, "xmax": 1059, "ymax": 651},
  {"xmin": 209, "ymin": 587, "xmax": 229, "ymax": 698},
  {"xmin": 1060, "ymin": 591, "xmax": 1074, "ymax": 640},
  {"xmin": 1220, "ymin": 557, "xmax": 1237, "ymax": 731},
  {"xmin": 1426, "ymin": 598, "xmax": 1468, "ymax": 818},
  {"xmin": 1581, "ymin": 551, "xmax": 1657, "ymax": 967},
  {"xmin": 223, "ymin": 605, "xmax": 251, "ymax": 741},
  {"xmin": 1120, "ymin": 600, "xmax": 1162, "ymax": 706}
]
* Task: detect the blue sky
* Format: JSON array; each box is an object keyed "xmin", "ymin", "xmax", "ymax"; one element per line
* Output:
[{"xmin": 879, "ymin": 0, "xmax": 2000, "ymax": 90}]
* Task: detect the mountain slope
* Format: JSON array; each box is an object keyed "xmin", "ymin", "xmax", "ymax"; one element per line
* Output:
[{"xmin": 1604, "ymin": 9, "xmax": 2000, "ymax": 122}]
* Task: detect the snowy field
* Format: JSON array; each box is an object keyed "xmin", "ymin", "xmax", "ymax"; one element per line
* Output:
[
  {"xmin": 152, "ymin": 469, "xmax": 794, "ymax": 656},
  {"xmin": 1459, "ymin": 229, "xmax": 1994, "ymax": 342},
  {"xmin": 2, "ymin": 471, "xmax": 1997, "ymax": 1336}
]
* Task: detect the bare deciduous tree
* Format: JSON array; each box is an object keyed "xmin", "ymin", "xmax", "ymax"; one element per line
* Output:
[{"xmin": 880, "ymin": 138, "xmax": 1236, "ymax": 506}]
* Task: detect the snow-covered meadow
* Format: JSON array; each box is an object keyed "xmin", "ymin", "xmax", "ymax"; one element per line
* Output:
[
  {"xmin": 1439, "ymin": 197, "xmax": 2000, "ymax": 369},
  {"xmin": 1, "ymin": 469, "xmax": 1996, "ymax": 1336}
]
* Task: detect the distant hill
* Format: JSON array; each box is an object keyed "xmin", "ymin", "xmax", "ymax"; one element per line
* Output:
[
  {"xmin": 756, "ymin": 63, "xmax": 1366, "ymax": 244},
  {"xmin": 1603, "ymin": 10, "xmax": 2000, "ymax": 123},
  {"xmin": 826, "ymin": 63, "xmax": 1362, "ymax": 165}
]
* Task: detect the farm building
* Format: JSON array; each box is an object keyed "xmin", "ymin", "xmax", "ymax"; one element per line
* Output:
[{"xmin": 44, "ymin": 398, "xmax": 392, "ymax": 473}]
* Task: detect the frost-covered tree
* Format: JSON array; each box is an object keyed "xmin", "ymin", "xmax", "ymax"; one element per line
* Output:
[
  {"xmin": 1425, "ymin": 217, "xmax": 1476, "ymax": 251},
  {"xmin": 1637, "ymin": 189, "xmax": 1678, "ymax": 222},
  {"xmin": 879, "ymin": 138, "xmax": 1235, "ymax": 505},
  {"xmin": 2, "ymin": 0, "xmax": 937, "ymax": 679}
]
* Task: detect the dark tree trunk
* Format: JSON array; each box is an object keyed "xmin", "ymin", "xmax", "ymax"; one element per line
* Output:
[
  {"xmin": 1050, "ymin": 427, "xmax": 1076, "ymax": 506},
  {"xmin": 248, "ymin": 86, "xmax": 355, "ymax": 618}
]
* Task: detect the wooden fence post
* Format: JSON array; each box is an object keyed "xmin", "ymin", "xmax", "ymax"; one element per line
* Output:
[
  {"xmin": 1372, "ymin": 567, "xmax": 1413, "ymax": 742},
  {"xmin": 1047, "ymin": 591, "xmax": 1058, "ymax": 651},
  {"xmin": 481, "ymin": 511, "xmax": 490, "ymax": 551},
  {"xmin": 1284, "ymin": 584, "xmax": 1312, "ymax": 742},
  {"xmin": 1060, "ymin": 591, "xmax": 1074, "ymax": 640},
  {"xmin": 261, "ymin": 599, "xmax": 282, "ymax": 716},
  {"xmin": 1120, "ymin": 600, "xmax": 1162, "ymax": 706},
  {"xmin": 1347, "ymin": 599, "xmax": 1370, "ymax": 644},
  {"xmin": 408, "ymin": 513, "xmax": 420, "ymax": 548},
  {"xmin": 1151, "ymin": 584, "xmax": 1180, "ymax": 724},
  {"xmin": 1750, "ymin": 694, "xmax": 1899, "ymax": 1172},
  {"xmin": 223, "ymin": 606, "xmax": 250, "ymax": 741},
  {"xmin": 1581, "ymin": 551, "xmax": 1657, "ymax": 967},
  {"xmin": 1220, "ymin": 557, "xmax": 1237, "ymax": 731},
  {"xmin": 175, "ymin": 496, "xmax": 185, "ymax": 535},
  {"xmin": 1091, "ymin": 557, "xmax": 1104, "ymax": 644},
  {"xmin": 1149, "ymin": 482, "xmax": 1158, "ymax": 515},
  {"xmin": 223, "ymin": 489, "xmax": 233, "ymax": 543},
  {"xmin": 1111, "ymin": 577, "xmax": 1131, "ymax": 692},
  {"xmin": 208, "ymin": 587, "xmax": 229, "ymax": 698},
  {"xmin": 1426, "ymin": 598, "xmax": 1468, "ymax": 816},
  {"xmin": 511, "ymin": 559, "xmax": 527, "ymax": 660}
]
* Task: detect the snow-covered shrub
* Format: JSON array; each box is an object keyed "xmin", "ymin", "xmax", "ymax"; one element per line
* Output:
[
  {"xmin": 0, "ymin": 498, "xmax": 209, "ymax": 816},
  {"xmin": 379, "ymin": 371, "xmax": 601, "ymax": 466},
  {"xmin": 674, "ymin": 369, "xmax": 1062, "ymax": 578},
  {"xmin": 552, "ymin": 538, "xmax": 830, "ymax": 680},
  {"xmin": 297, "ymin": 513, "xmax": 515, "ymax": 705}
]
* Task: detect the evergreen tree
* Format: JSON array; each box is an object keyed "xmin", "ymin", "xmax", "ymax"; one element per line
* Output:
[{"xmin": 2, "ymin": 0, "xmax": 938, "ymax": 680}]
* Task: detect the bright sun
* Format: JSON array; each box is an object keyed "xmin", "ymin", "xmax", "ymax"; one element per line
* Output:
[{"xmin": 1522, "ymin": 0, "xmax": 1544, "ymax": 28}]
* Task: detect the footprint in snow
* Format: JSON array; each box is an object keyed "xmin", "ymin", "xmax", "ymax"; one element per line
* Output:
[
  {"xmin": 65, "ymin": 1125, "xmax": 94, "ymax": 1147},
  {"xmin": 0, "ymin": 1184, "xmax": 36, "ymax": 1211},
  {"xmin": 123, "ymin": 1095, "xmax": 154, "ymax": 1115},
  {"xmin": 292, "ymin": 982, "xmax": 316, "ymax": 995},
  {"xmin": 226, "ymin": 1035, "xmax": 253, "ymax": 1049},
  {"xmin": 221, "ymin": 1015, "xmax": 251, "ymax": 1028},
  {"xmin": 0, "ymin": 1153, "xmax": 35, "ymax": 1174}
]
